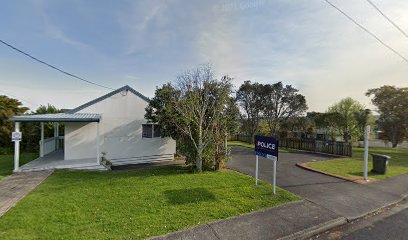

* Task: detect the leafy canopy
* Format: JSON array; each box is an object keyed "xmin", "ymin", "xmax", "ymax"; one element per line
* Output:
[{"xmin": 366, "ymin": 86, "xmax": 408, "ymax": 147}]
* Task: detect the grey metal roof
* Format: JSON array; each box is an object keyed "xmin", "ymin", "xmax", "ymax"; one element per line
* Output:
[
  {"xmin": 68, "ymin": 85, "xmax": 150, "ymax": 113},
  {"xmin": 11, "ymin": 113, "xmax": 101, "ymax": 122}
]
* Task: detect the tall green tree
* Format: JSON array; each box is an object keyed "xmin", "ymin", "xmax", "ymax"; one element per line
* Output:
[
  {"xmin": 0, "ymin": 95, "xmax": 29, "ymax": 150},
  {"xmin": 236, "ymin": 81, "xmax": 265, "ymax": 143},
  {"xmin": 312, "ymin": 112, "xmax": 342, "ymax": 141},
  {"xmin": 21, "ymin": 104, "xmax": 64, "ymax": 152},
  {"xmin": 353, "ymin": 109, "xmax": 373, "ymax": 141},
  {"xmin": 327, "ymin": 97, "xmax": 364, "ymax": 142},
  {"xmin": 145, "ymin": 65, "xmax": 237, "ymax": 172},
  {"xmin": 366, "ymin": 86, "xmax": 408, "ymax": 147},
  {"xmin": 262, "ymin": 82, "xmax": 308, "ymax": 136}
]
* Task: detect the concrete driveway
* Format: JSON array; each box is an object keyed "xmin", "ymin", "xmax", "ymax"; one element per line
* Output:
[{"xmin": 226, "ymin": 146, "xmax": 405, "ymax": 219}]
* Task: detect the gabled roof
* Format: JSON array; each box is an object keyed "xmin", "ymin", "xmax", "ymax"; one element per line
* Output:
[
  {"xmin": 12, "ymin": 113, "xmax": 101, "ymax": 122},
  {"xmin": 68, "ymin": 85, "xmax": 150, "ymax": 113}
]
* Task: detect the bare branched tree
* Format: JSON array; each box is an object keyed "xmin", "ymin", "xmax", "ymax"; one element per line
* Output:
[{"xmin": 145, "ymin": 64, "xmax": 235, "ymax": 172}]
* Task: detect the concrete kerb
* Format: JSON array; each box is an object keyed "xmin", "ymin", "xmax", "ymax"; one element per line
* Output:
[
  {"xmin": 296, "ymin": 162, "xmax": 372, "ymax": 184},
  {"xmin": 278, "ymin": 217, "xmax": 347, "ymax": 240},
  {"xmin": 148, "ymin": 199, "xmax": 306, "ymax": 240},
  {"xmin": 279, "ymin": 194, "xmax": 408, "ymax": 240},
  {"xmin": 346, "ymin": 194, "xmax": 408, "ymax": 222}
]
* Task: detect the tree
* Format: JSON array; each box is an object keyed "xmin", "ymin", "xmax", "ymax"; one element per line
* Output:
[
  {"xmin": 327, "ymin": 97, "xmax": 364, "ymax": 142},
  {"xmin": 21, "ymin": 104, "xmax": 64, "ymax": 152},
  {"xmin": 262, "ymin": 82, "xmax": 308, "ymax": 136},
  {"xmin": 236, "ymin": 81, "xmax": 264, "ymax": 143},
  {"xmin": 0, "ymin": 95, "xmax": 29, "ymax": 151},
  {"xmin": 366, "ymin": 86, "xmax": 408, "ymax": 147},
  {"xmin": 354, "ymin": 109, "xmax": 373, "ymax": 141},
  {"xmin": 312, "ymin": 112, "xmax": 342, "ymax": 141},
  {"xmin": 145, "ymin": 65, "xmax": 236, "ymax": 172}
]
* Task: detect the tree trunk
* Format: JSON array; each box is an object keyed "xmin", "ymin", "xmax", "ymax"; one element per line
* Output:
[
  {"xmin": 196, "ymin": 151, "xmax": 203, "ymax": 172},
  {"xmin": 251, "ymin": 132, "xmax": 255, "ymax": 144},
  {"xmin": 196, "ymin": 125, "xmax": 203, "ymax": 172},
  {"xmin": 391, "ymin": 129, "xmax": 399, "ymax": 148},
  {"xmin": 343, "ymin": 132, "xmax": 349, "ymax": 143}
]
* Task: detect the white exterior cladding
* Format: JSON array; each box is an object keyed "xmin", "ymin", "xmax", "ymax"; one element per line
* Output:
[{"xmin": 64, "ymin": 87, "xmax": 176, "ymax": 165}]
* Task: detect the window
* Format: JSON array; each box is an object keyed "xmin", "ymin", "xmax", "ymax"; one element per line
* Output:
[
  {"xmin": 153, "ymin": 125, "xmax": 161, "ymax": 137},
  {"xmin": 142, "ymin": 124, "xmax": 153, "ymax": 138},
  {"xmin": 142, "ymin": 124, "xmax": 161, "ymax": 138}
]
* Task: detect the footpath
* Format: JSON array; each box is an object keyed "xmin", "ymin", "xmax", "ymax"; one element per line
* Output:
[{"xmin": 0, "ymin": 170, "xmax": 53, "ymax": 217}]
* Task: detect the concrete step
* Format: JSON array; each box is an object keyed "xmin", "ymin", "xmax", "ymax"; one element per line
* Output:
[{"xmin": 19, "ymin": 163, "xmax": 108, "ymax": 172}]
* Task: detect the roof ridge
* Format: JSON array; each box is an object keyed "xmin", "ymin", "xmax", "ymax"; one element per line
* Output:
[{"xmin": 68, "ymin": 85, "xmax": 150, "ymax": 113}]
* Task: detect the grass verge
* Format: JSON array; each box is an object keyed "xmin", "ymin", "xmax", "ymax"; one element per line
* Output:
[
  {"xmin": 0, "ymin": 153, "xmax": 38, "ymax": 180},
  {"xmin": 306, "ymin": 147, "xmax": 408, "ymax": 181},
  {"xmin": 0, "ymin": 166, "xmax": 300, "ymax": 239}
]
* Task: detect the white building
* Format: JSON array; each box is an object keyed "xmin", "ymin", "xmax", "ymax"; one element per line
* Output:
[{"xmin": 11, "ymin": 85, "xmax": 176, "ymax": 172}]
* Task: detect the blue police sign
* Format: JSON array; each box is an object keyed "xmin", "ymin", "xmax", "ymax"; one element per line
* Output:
[{"xmin": 255, "ymin": 135, "xmax": 278, "ymax": 161}]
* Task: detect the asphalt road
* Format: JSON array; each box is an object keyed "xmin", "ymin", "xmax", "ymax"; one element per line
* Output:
[
  {"xmin": 226, "ymin": 146, "xmax": 404, "ymax": 219},
  {"xmin": 312, "ymin": 200, "xmax": 408, "ymax": 240}
]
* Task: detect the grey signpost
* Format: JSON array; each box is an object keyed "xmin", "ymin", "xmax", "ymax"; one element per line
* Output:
[
  {"xmin": 12, "ymin": 126, "xmax": 22, "ymax": 172},
  {"xmin": 363, "ymin": 125, "xmax": 370, "ymax": 181},
  {"xmin": 255, "ymin": 135, "xmax": 279, "ymax": 194}
]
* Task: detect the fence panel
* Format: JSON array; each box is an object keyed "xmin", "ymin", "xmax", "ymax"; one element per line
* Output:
[{"xmin": 229, "ymin": 135, "xmax": 352, "ymax": 157}]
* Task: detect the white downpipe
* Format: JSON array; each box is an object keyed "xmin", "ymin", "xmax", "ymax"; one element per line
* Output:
[
  {"xmin": 96, "ymin": 122, "xmax": 100, "ymax": 164},
  {"xmin": 14, "ymin": 122, "xmax": 20, "ymax": 172},
  {"xmin": 40, "ymin": 122, "xmax": 44, "ymax": 157}
]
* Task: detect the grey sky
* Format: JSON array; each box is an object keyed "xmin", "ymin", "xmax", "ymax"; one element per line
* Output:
[{"xmin": 0, "ymin": 0, "xmax": 407, "ymax": 112}]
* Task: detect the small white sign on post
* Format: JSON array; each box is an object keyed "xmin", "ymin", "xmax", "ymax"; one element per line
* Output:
[{"xmin": 11, "ymin": 132, "xmax": 22, "ymax": 142}]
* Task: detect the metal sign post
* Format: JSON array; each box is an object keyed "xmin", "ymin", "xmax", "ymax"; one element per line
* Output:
[
  {"xmin": 12, "ymin": 123, "xmax": 22, "ymax": 172},
  {"xmin": 363, "ymin": 125, "xmax": 370, "ymax": 181},
  {"xmin": 254, "ymin": 135, "xmax": 279, "ymax": 195},
  {"xmin": 273, "ymin": 158, "xmax": 277, "ymax": 194},
  {"xmin": 255, "ymin": 155, "xmax": 259, "ymax": 185}
]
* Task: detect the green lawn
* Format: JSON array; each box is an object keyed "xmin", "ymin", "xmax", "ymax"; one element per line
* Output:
[
  {"xmin": 307, "ymin": 147, "xmax": 408, "ymax": 180},
  {"xmin": 0, "ymin": 153, "xmax": 38, "ymax": 180},
  {"xmin": 227, "ymin": 141, "xmax": 292, "ymax": 153},
  {"xmin": 0, "ymin": 166, "xmax": 299, "ymax": 239}
]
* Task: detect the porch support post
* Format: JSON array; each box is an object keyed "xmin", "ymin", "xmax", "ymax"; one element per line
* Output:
[
  {"xmin": 54, "ymin": 122, "xmax": 58, "ymax": 150},
  {"xmin": 96, "ymin": 122, "xmax": 100, "ymax": 164},
  {"xmin": 14, "ymin": 122, "xmax": 20, "ymax": 172},
  {"xmin": 40, "ymin": 122, "xmax": 44, "ymax": 157},
  {"xmin": 56, "ymin": 122, "xmax": 59, "ymax": 149}
]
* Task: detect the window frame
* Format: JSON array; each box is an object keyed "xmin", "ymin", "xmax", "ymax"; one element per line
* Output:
[{"xmin": 142, "ymin": 123, "xmax": 161, "ymax": 138}]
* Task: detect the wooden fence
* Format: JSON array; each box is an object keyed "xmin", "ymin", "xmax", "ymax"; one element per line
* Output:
[{"xmin": 228, "ymin": 134, "xmax": 352, "ymax": 157}]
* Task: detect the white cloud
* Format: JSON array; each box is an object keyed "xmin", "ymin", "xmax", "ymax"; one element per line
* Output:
[{"xmin": 32, "ymin": 0, "xmax": 90, "ymax": 49}]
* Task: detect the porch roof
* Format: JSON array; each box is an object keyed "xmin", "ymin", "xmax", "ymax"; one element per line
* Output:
[{"xmin": 11, "ymin": 113, "xmax": 101, "ymax": 122}]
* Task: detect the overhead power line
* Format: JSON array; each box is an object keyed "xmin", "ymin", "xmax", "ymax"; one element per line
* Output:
[
  {"xmin": 323, "ymin": 0, "xmax": 408, "ymax": 64},
  {"xmin": 0, "ymin": 39, "xmax": 115, "ymax": 90},
  {"xmin": 365, "ymin": 0, "xmax": 408, "ymax": 40}
]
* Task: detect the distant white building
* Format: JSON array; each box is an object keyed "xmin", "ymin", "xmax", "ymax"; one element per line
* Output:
[{"xmin": 11, "ymin": 85, "xmax": 176, "ymax": 172}]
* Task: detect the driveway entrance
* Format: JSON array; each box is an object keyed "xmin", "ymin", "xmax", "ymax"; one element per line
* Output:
[{"xmin": 226, "ymin": 146, "xmax": 403, "ymax": 219}]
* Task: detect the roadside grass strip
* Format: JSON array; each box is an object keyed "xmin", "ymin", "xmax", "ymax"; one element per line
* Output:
[
  {"xmin": 306, "ymin": 147, "xmax": 408, "ymax": 181},
  {"xmin": 0, "ymin": 166, "xmax": 299, "ymax": 239}
]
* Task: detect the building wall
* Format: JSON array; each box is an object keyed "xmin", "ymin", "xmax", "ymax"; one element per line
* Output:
[
  {"xmin": 64, "ymin": 122, "xmax": 97, "ymax": 160},
  {"xmin": 64, "ymin": 89, "xmax": 176, "ymax": 164}
]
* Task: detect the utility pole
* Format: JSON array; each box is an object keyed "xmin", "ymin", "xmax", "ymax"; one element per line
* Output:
[{"xmin": 363, "ymin": 125, "xmax": 370, "ymax": 181}]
